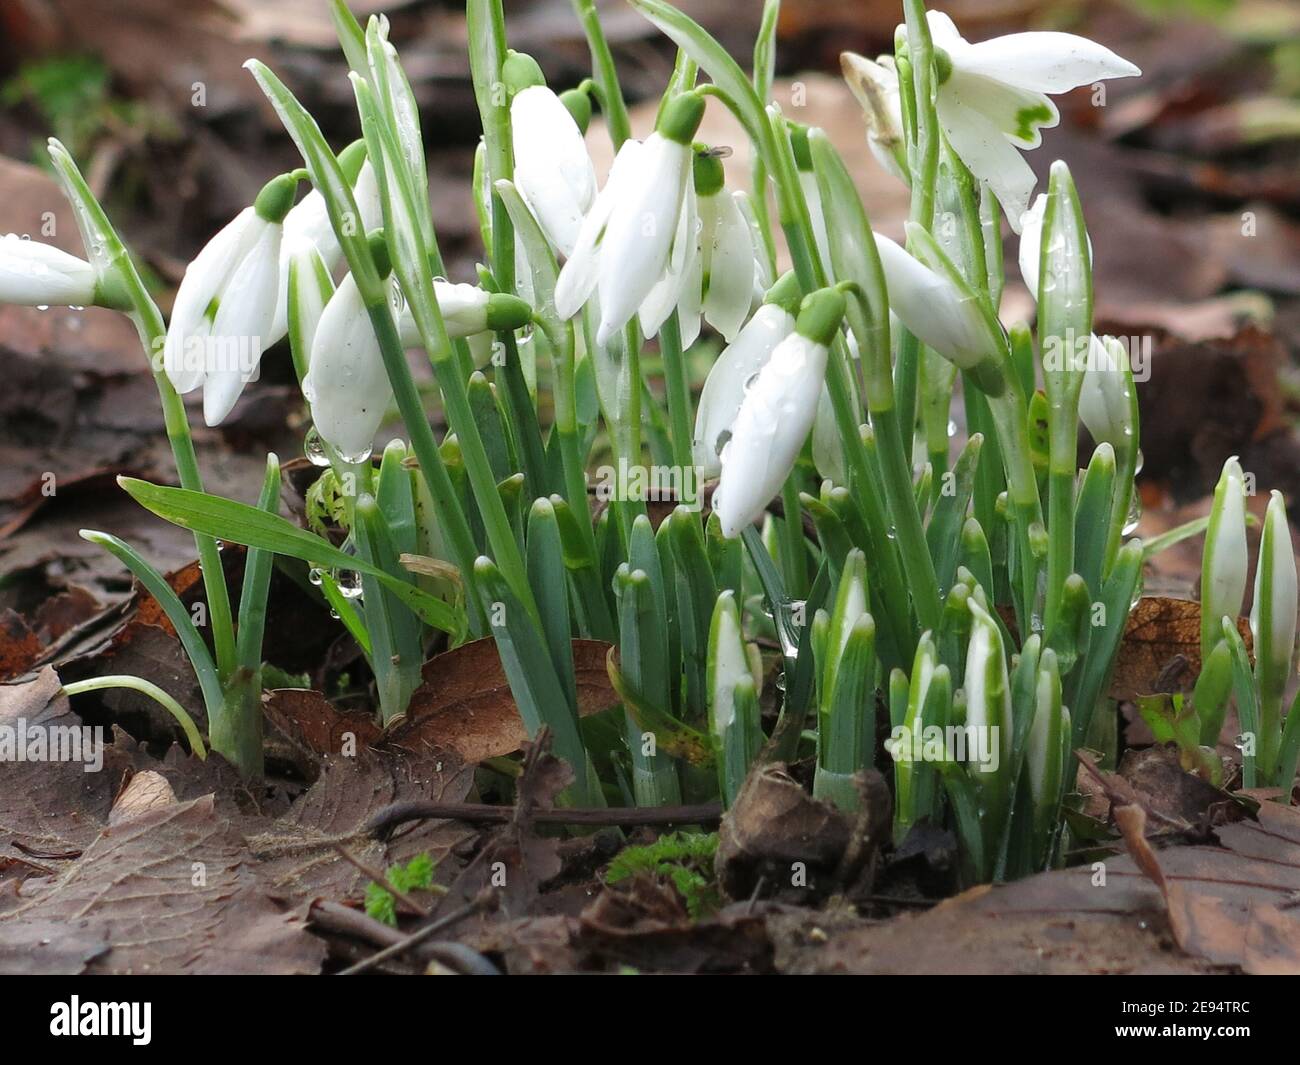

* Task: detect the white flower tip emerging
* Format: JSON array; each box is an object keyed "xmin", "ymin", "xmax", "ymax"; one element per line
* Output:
[
  {"xmin": 1252, "ymin": 490, "xmax": 1298, "ymax": 678},
  {"xmin": 707, "ymin": 589, "xmax": 749, "ymax": 737},
  {"xmin": 1204, "ymin": 456, "xmax": 1249, "ymax": 643}
]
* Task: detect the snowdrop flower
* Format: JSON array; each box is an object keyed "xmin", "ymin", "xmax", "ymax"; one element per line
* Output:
[
  {"xmin": 507, "ymin": 54, "xmax": 596, "ymax": 259},
  {"xmin": 841, "ymin": 52, "xmax": 907, "ymax": 182},
  {"xmin": 396, "ymin": 280, "xmax": 531, "ymax": 365},
  {"xmin": 164, "ymin": 173, "xmax": 298, "ymax": 426},
  {"xmin": 874, "ymin": 229, "xmax": 998, "ymax": 370},
  {"xmin": 692, "ymin": 273, "xmax": 802, "ymax": 477},
  {"xmin": 555, "ymin": 91, "xmax": 706, "ymax": 345},
  {"xmin": 714, "ymin": 288, "xmax": 846, "ymax": 538},
  {"xmin": 308, "ymin": 254, "xmax": 532, "ymax": 462},
  {"xmin": 643, "ymin": 150, "xmax": 758, "ymax": 346},
  {"xmin": 302, "ymin": 271, "xmax": 386, "ymax": 464},
  {"xmin": 270, "ymin": 146, "xmax": 380, "ymax": 342},
  {"xmin": 918, "ymin": 11, "xmax": 1139, "ymax": 230},
  {"xmin": 1200, "ymin": 456, "xmax": 1248, "ymax": 659},
  {"xmin": 0, "ymin": 234, "xmax": 99, "ymax": 307},
  {"xmin": 1077, "ymin": 335, "xmax": 1134, "ymax": 449}
]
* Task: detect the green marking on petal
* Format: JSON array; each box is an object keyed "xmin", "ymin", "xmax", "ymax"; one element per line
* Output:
[{"xmin": 1014, "ymin": 102, "xmax": 1055, "ymax": 143}]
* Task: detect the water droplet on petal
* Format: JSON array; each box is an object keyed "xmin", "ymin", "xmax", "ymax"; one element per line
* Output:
[
  {"xmin": 339, "ymin": 444, "xmax": 373, "ymax": 465},
  {"xmin": 304, "ymin": 427, "xmax": 330, "ymax": 467}
]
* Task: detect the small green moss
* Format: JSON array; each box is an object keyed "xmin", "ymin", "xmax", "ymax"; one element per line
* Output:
[{"xmin": 605, "ymin": 831, "xmax": 721, "ymax": 919}]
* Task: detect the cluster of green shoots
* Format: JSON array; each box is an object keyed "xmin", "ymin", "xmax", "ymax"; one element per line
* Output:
[{"xmin": 24, "ymin": 0, "xmax": 1292, "ymax": 889}]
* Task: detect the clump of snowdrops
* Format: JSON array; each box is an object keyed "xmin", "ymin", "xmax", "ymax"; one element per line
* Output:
[{"xmin": 4, "ymin": 0, "xmax": 1290, "ymax": 886}]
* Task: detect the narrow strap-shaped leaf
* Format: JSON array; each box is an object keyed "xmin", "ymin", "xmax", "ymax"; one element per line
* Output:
[
  {"xmin": 355, "ymin": 493, "xmax": 423, "ymax": 724},
  {"xmin": 235, "ymin": 454, "xmax": 282, "ymax": 677},
  {"xmin": 527, "ymin": 498, "xmax": 578, "ymax": 710},
  {"xmin": 328, "ymin": 0, "xmax": 369, "ymax": 75},
  {"xmin": 119, "ymin": 478, "xmax": 465, "ymax": 640},
  {"xmin": 927, "ymin": 433, "xmax": 983, "ymax": 594},
  {"xmin": 1073, "ymin": 443, "xmax": 1116, "ymax": 601},
  {"xmin": 80, "ymin": 530, "xmax": 223, "ymax": 716},
  {"xmin": 376, "ymin": 440, "xmax": 417, "ymax": 557},
  {"xmin": 475, "ymin": 555, "xmax": 595, "ymax": 804},
  {"xmin": 1067, "ymin": 539, "xmax": 1143, "ymax": 746}
]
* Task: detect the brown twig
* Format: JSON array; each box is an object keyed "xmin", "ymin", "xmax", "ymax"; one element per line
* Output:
[
  {"xmin": 336, "ymin": 891, "xmax": 497, "ymax": 975},
  {"xmin": 365, "ymin": 799, "xmax": 723, "ymax": 838}
]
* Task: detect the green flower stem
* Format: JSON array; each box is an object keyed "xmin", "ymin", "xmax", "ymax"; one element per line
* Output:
[
  {"xmin": 986, "ymin": 387, "xmax": 1045, "ymax": 628},
  {"xmin": 763, "ymin": 115, "xmax": 921, "ymax": 647},
  {"xmin": 778, "ymin": 476, "xmax": 807, "ymax": 598},
  {"xmin": 658, "ymin": 312, "xmax": 694, "ymax": 472},
  {"xmin": 537, "ymin": 315, "xmax": 601, "ymax": 568},
  {"xmin": 870, "ymin": 402, "xmax": 941, "ymax": 634},
  {"xmin": 62, "ymin": 676, "xmax": 207, "ymax": 759},
  {"xmin": 468, "ymin": 0, "xmax": 549, "ymax": 499},
  {"xmin": 836, "ymin": 279, "xmax": 940, "ymax": 636},
  {"xmin": 369, "ymin": 300, "xmax": 535, "ymax": 630},
  {"xmin": 352, "ymin": 67, "xmax": 534, "ymax": 633},
  {"xmin": 46, "ymin": 143, "xmax": 238, "ymax": 684},
  {"xmin": 824, "ymin": 340, "xmax": 918, "ymax": 654},
  {"xmin": 901, "ymin": 0, "xmax": 939, "ymax": 231},
  {"xmin": 570, "ymin": 0, "xmax": 632, "ymax": 148},
  {"xmin": 893, "ymin": 0, "xmax": 942, "ymax": 446}
]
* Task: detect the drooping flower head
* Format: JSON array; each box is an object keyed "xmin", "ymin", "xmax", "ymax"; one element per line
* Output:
[
  {"xmin": 914, "ymin": 11, "xmax": 1139, "ymax": 231},
  {"xmin": 714, "ymin": 287, "xmax": 846, "ymax": 538}
]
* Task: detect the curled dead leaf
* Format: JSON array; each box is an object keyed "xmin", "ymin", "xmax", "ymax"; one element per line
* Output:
[{"xmin": 1109, "ymin": 596, "xmax": 1252, "ymax": 702}]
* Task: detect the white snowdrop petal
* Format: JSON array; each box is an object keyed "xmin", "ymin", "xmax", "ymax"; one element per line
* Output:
[
  {"xmin": 554, "ymin": 139, "xmax": 644, "ymax": 321},
  {"xmin": 1017, "ymin": 193, "xmax": 1047, "ymax": 296},
  {"xmin": 944, "ymin": 69, "xmax": 1058, "ymax": 149},
  {"xmin": 958, "ymin": 32, "xmax": 1141, "ymax": 94},
  {"xmin": 701, "ymin": 192, "xmax": 756, "ymax": 343},
  {"xmin": 874, "ymin": 233, "xmax": 989, "ymax": 367},
  {"xmin": 164, "ymin": 207, "xmax": 259, "ymax": 392},
  {"xmin": 715, "ymin": 332, "xmax": 827, "ymax": 538},
  {"xmin": 308, "ymin": 276, "xmax": 391, "ymax": 461},
  {"xmin": 936, "ymin": 93, "xmax": 1038, "ymax": 230},
  {"xmin": 0, "ymin": 235, "xmax": 98, "ymax": 306},
  {"xmin": 596, "ymin": 134, "xmax": 689, "ymax": 344}
]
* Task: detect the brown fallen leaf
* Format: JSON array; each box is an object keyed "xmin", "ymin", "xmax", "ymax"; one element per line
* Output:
[
  {"xmin": 388, "ymin": 637, "xmax": 618, "ymax": 763},
  {"xmin": 108, "ymin": 769, "xmax": 178, "ymax": 826},
  {"xmin": 0, "ymin": 668, "xmax": 128, "ymax": 869},
  {"xmin": 1, "ymin": 795, "xmax": 325, "ymax": 974},
  {"xmin": 715, "ymin": 763, "xmax": 853, "ymax": 904},
  {"xmin": 1114, "ymin": 795, "xmax": 1300, "ymax": 974},
  {"xmin": 0, "ymin": 609, "xmax": 43, "ymax": 681},
  {"xmin": 263, "ymin": 687, "xmax": 382, "ymax": 759},
  {"xmin": 247, "ymin": 746, "xmax": 474, "ymax": 907},
  {"xmin": 1109, "ymin": 596, "xmax": 1252, "ymax": 702}
]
